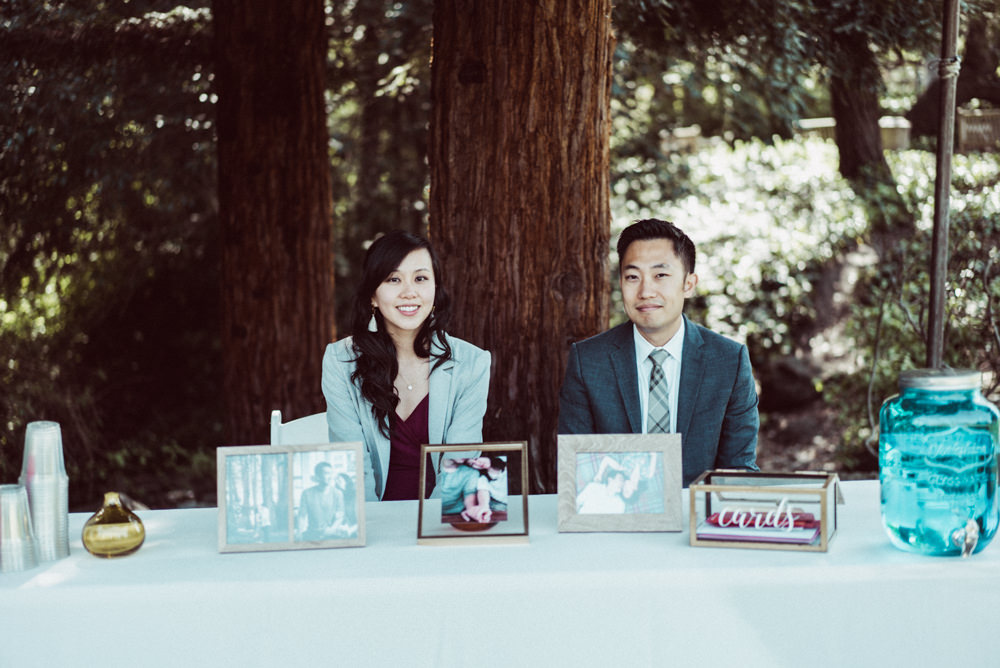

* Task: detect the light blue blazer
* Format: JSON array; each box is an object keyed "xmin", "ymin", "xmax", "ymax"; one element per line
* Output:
[{"xmin": 321, "ymin": 334, "xmax": 491, "ymax": 502}]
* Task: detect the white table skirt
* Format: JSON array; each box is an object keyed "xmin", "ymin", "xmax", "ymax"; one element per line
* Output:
[{"xmin": 2, "ymin": 480, "xmax": 997, "ymax": 667}]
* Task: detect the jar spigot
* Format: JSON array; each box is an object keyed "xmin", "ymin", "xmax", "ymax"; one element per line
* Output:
[{"xmin": 951, "ymin": 519, "xmax": 980, "ymax": 558}]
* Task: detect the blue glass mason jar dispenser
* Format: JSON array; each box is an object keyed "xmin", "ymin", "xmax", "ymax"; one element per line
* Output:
[{"xmin": 879, "ymin": 368, "xmax": 1000, "ymax": 556}]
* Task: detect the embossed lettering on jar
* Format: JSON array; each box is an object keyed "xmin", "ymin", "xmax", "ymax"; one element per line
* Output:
[{"xmin": 879, "ymin": 369, "xmax": 1000, "ymax": 556}]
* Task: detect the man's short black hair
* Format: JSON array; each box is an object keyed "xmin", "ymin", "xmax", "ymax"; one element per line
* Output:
[{"xmin": 616, "ymin": 219, "xmax": 696, "ymax": 275}]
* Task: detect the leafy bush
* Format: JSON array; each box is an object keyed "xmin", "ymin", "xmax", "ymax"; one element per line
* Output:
[
  {"xmin": 0, "ymin": 244, "xmax": 223, "ymax": 510},
  {"xmin": 611, "ymin": 138, "xmax": 1000, "ymax": 473},
  {"xmin": 1, "ymin": 1, "xmax": 219, "ymax": 508},
  {"xmin": 612, "ymin": 137, "xmax": 867, "ymax": 352},
  {"xmin": 831, "ymin": 150, "xmax": 1000, "ymax": 468}
]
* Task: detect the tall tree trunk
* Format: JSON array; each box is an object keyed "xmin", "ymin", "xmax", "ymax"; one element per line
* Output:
[
  {"xmin": 429, "ymin": 0, "xmax": 613, "ymax": 492},
  {"xmin": 829, "ymin": 32, "xmax": 912, "ymax": 259},
  {"xmin": 214, "ymin": 0, "xmax": 334, "ymax": 445},
  {"xmin": 829, "ymin": 36, "xmax": 891, "ymax": 183}
]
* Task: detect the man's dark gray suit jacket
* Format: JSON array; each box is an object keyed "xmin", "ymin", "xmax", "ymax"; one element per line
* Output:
[{"xmin": 557, "ymin": 316, "xmax": 759, "ymax": 486}]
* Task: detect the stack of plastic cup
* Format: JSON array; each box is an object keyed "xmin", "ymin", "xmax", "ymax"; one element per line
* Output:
[
  {"xmin": 0, "ymin": 484, "xmax": 39, "ymax": 573},
  {"xmin": 19, "ymin": 421, "xmax": 70, "ymax": 561}
]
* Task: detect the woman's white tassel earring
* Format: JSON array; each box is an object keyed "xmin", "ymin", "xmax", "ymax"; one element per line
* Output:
[{"xmin": 368, "ymin": 306, "xmax": 378, "ymax": 332}]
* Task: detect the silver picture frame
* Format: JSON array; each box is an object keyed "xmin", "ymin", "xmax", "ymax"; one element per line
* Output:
[
  {"xmin": 217, "ymin": 442, "xmax": 365, "ymax": 553},
  {"xmin": 557, "ymin": 433, "xmax": 683, "ymax": 532}
]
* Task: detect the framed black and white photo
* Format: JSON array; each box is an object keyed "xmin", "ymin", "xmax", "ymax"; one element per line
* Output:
[
  {"xmin": 557, "ymin": 434, "xmax": 683, "ymax": 532},
  {"xmin": 217, "ymin": 443, "xmax": 365, "ymax": 553},
  {"xmin": 417, "ymin": 442, "xmax": 529, "ymax": 545}
]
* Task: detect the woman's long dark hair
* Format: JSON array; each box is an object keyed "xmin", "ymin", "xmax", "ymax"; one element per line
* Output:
[{"xmin": 350, "ymin": 231, "xmax": 453, "ymax": 436}]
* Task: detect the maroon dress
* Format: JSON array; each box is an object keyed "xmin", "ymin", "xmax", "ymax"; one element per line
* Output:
[{"xmin": 381, "ymin": 395, "xmax": 435, "ymax": 500}]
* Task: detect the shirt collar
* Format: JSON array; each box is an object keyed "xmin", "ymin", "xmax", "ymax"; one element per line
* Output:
[{"xmin": 633, "ymin": 318, "xmax": 685, "ymax": 363}]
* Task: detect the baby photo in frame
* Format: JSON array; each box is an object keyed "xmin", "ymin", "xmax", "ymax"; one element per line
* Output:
[
  {"xmin": 417, "ymin": 442, "xmax": 529, "ymax": 545},
  {"xmin": 217, "ymin": 442, "xmax": 365, "ymax": 553},
  {"xmin": 557, "ymin": 434, "xmax": 683, "ymax": 532}
]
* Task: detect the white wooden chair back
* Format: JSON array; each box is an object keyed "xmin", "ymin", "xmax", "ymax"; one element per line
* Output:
[{"xmin": 269, "ymin": 410, "xmax": 328, "ymax": 446}]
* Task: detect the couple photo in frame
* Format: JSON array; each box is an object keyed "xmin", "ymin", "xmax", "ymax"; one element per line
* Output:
[
  {"xmin": 557, "ymin": 433, "xmax": 683, "ymax": 533},
  {"xmin": 417, "ymin": 442, "xmax": 529, "ymax": 545},
  {"xmin": 217, "ymin": 442, "xmax": 366, "ymax": 553}
]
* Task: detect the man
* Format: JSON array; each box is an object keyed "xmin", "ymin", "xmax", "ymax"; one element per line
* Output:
[
  {"xmin": 577, "ymin": 462, "xmax": 627, "ymax": 514},
  {"xmin": 558, "ymin": 219, "xmax": 759, "ymax": 486},
  {"xmin": 296, "ymin": 461, "xmax": 345, "ymax": 540}
]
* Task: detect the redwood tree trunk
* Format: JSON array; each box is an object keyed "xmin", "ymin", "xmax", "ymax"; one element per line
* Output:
[
  {"xmin": 429, "ymin": 0, "xmax": 613, "ymax": 492},
  {"xmin": 214, "ymin": 0, "xmax": 334, "ymax": 445}
]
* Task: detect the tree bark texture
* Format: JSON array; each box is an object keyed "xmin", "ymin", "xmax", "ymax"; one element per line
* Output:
[
  {"xmin": 829, "ymin": 31, "xmax": 913, "ymax": 259},
  {"xmin": 429, "ymin": 0, "xmax": 613, "ymax": 492},
  {"xmin": 829, "ymin": 34, "xmax": 890, "ymax": 183},
  {"xmin": 214, "ymin": 0, "xmax": 334, "ymax": 445}
]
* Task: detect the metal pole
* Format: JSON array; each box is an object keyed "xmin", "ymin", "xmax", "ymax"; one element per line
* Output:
[{"xmin": 927, "ymin": 0, "xmax": 961, "ymax": 369}]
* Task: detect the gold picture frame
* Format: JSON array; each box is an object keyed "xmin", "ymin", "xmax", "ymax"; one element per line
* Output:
[{"xmin": 417, "ymin": 442, "xmax": 529, "ymax": 545}]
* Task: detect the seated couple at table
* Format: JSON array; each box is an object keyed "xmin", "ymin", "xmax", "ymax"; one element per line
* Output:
[
  {"xmin": 321, "ymin": 221, "xmax": 759, "ymax": 502},
  {"xmin": 577, "ymin": 453, "xmax": 661, "ymax": 515},
  {"xmin": 438, "ymin": 455, "xmax": 508, "ymax": 524}
]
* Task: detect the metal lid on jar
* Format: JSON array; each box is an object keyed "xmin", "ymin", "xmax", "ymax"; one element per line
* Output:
[{"xmin": 899, "ymin": 368, "xmax": 981, "ymax": 390}]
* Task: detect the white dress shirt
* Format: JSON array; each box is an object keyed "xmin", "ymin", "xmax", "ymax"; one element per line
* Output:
[{"xmin": 634, "ymin": 320, "xmax": 684, "ymax": 433}]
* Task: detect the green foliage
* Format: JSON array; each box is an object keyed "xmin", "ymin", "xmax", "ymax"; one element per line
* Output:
[
  {"xmin": 612, "ymin": 137, "xmax": 867, "ymax": 353},
  {"xmin": 1, "ymin": 1, "xmax": 220, "ymax": 508},
  {"xmin": 611, "ymin": 139, "xmax": 1000, "ymax": 474},
  {"xmin": 326, "ymin": 0, "xmax": 434, "ymax": 330},
  {"xmin": 5, "ymin": 0, "xmax": 999, "ymax": 501},
  {"xmin": 613, "ymin": 0, "xmax": 829, "ymax": 149},
  {"xmin": 831, "ymin": 150, "xmax": 1000, "ymax": 468},
  {"xmin": 1, "ymin": 1, "xmax": 437, "ymax": 506}
]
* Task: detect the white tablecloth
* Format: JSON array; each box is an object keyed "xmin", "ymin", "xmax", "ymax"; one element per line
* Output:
[{"xmin": 2, "ymin": 480, "xmax": 997, "ymax": 667}]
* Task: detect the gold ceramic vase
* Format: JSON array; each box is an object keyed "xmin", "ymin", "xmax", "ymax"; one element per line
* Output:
[{"xmin": 81, "ymin": 492, "xmax": 146, "ymax": 558}]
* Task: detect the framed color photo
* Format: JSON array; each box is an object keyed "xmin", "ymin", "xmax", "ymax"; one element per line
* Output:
[
  {"xmin": 417, "ymin": 442, "xmax": 529, "ymax": 545},
  {"xmin": 557, "ymin": 434, "xmax": 682, "ymax": 532},
  {"xmin": 217, "ymin": 443, "xmax": 365, "ymax": 553}
]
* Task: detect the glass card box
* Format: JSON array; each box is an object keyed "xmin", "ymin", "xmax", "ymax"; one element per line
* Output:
[{"xmin": 689, "ymin": 471, "xmax": 840, "ymax": 552}]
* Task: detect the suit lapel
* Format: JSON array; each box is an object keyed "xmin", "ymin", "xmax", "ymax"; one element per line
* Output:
[
  {"xmin": 677, "ymin": 316, "xmax": 704, "ymax": 435},
  {"xmin": 427, "ymin": 336, "xmax": 453, "ymax": 445},
  {"xmin": 608, "ymin": 324, "xmax": 642, "ymax": 433}
]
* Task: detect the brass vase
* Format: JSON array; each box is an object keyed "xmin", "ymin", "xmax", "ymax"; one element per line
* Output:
[{"xmin": 81, "ymin": 492, "xmax": 146, "ymax": 558}]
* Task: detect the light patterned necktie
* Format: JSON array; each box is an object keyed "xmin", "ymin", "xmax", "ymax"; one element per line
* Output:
[{"xmin": 647, "ymin": 349, "xmax": 671, "ymax": 433}]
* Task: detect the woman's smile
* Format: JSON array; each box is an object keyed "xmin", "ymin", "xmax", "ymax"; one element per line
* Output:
[{"xmin": 372, "ymin": 248, "xmax": 436, "ymax": 339}]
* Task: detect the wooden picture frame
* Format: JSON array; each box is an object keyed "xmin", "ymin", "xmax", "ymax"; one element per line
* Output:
[
  {"xmin": 557, "ymin": 434, "xmax": 683, "ymax": 532},
  {"xmin": 217, "ymin": 443, "xmax": 365, "ymax": 553},
  {"xmin": 417, "ymin": 442, "xmax": 529, "ymax": 545}
]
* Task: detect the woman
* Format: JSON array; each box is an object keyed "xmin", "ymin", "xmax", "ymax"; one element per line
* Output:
[
  {"xmin": 321, "ymin": 231, "xmax": 491, "ymax": 501},
  {"xmin": 334, "ymin": 472, "xmax": 358, "ymax": 536}
]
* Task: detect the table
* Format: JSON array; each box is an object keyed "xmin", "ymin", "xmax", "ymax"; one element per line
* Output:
[{"xmin": 2, "ymin": 481, "xmax": 997, "ymax": 667}]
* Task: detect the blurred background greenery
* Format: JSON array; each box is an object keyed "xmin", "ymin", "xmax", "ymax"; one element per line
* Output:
[{"xmin": 2, "ymin": 1, "xmax": 998, "ymax": 508}]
